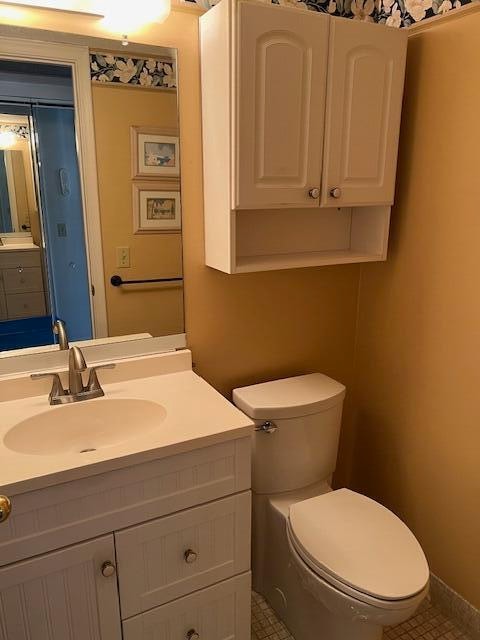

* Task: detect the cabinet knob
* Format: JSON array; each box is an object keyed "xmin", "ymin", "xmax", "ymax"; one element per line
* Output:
[
  {"xmin": 101, "ymin": 561, "xmax": 116, "ymax": 578},
  {"xmin": 187, "ymin": 630, "xmax": 200, "ymax": 640},
  {"xmin": 308, "ymin": 188, "xmax": 320, "ymax": 199},
  {"xmin": 184, "ymin": 549, "xmax": 198, "ymax": 564},
  {"xmin": 329, "ymin": 187, "xmax": 342, "ymax": 199},
  {"xmin": 17, "ymin": 267, "xmax": 23, "ymax": 273},
  {"xmin": 0, "ymin": 496, "xmax": 12, "ymax": 523}
]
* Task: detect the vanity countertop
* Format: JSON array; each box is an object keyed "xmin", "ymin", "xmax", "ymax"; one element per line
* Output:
[
  {"xmin": 0, "ymin": 241, "xmax": 39, "ymax": 252},
  {"xmin": 0, "ymin": 366, "xmax": 254, "ymax": 496}
]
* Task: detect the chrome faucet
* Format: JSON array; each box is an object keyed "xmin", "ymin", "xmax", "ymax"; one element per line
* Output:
[
  {"xmin": 31, "ymin": 346, "xmax": 115, "ymax": 405},
  {"xmin": 53, "ymin": 319, "xmax": 69, "ymax": 350}
]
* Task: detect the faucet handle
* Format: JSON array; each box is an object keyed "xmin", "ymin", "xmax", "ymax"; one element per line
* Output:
[
  {"xmin": 31, "ymin": 372, "xmax": 66, "ymax": 403},
  {"xmin": 86, "ymin": 364, "xmax": 116, "ymax": 393}
]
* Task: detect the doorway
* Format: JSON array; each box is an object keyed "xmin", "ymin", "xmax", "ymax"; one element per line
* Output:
[{"xmin": 0, "ymin": 58, "xmax": 98, "ymax": 350}]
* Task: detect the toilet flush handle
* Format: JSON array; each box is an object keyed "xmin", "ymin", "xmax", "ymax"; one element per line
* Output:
[{"xmin": 255, "ymin": 421, "xmax": 278, "ymax": 434}]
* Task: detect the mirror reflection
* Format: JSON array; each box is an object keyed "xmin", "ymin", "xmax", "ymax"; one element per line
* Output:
[{"xmin": 0, "ymin": 47, "xmax": 183, "ymax": 356}]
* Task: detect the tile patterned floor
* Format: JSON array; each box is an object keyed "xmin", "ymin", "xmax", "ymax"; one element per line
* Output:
[{"xmin": 251, "ymin": 591, "xmax": 472, "ymax": 640}]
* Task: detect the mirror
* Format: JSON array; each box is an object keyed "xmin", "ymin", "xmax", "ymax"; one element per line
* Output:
[
  {"xmin": 0, "ymin": 40, "xmax": 184, "ymax": 357},
  {"xmin": 0, "ymin": 114, "xmax": 38, "ymax": 237}
]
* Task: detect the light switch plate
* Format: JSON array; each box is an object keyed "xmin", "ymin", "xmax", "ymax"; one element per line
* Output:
[{"xmin": 116, "ymin": 247, "xmax": 130, "ymax": 268}]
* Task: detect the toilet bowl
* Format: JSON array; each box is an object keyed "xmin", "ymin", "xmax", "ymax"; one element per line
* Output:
[
  {"xmin": 287, "ymin": 489, "xmax": 429, "ymax": 630},
  {"xmin": 233, "ymin": 374, "xmax": 430, "ymax": 640}
]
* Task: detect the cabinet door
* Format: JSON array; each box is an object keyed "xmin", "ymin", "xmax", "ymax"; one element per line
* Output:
[
  {"xmin": 321, "ymin": 18, "xmax": 407, "ymax": 207},
  {"xmin": 0, "ymin": 536, "xmax": 122, "ymax": 640},
  {"xmin": 236, "ymin": 2, "xmax": 329, "ymax": 209}
]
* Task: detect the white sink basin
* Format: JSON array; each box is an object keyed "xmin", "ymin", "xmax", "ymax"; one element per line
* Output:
[{"xmin": 3, "ymin": 398, "xmax": 167, "ymax": 456}]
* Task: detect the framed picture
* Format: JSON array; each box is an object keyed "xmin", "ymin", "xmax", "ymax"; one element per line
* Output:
[
  {"xmin": 131, "ymin": 126, "xmax": 180, "ymax": 179},
  {"xmin": 133, "ymin": 181, "xmax": 181, "ymax": 234}
]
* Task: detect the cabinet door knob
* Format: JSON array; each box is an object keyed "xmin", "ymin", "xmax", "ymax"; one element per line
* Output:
[
  {"xmin": 308, "ymin": 188, "xmax": 320, "ymax": 199},
  {"xmin": 0, "ymin": 496, "xmax": 12, "ymax": 523},
  {"xmin": 184, "ymin": 549, "xmax": 198, "ymax": 564},
  {"xmin": 329, "ymin": 187, "xmax": 342, "ymax": 199},
  {"xmin": 101, "ymin": 561, "xmax": 116, "ymax": 578},
  {"xmin": 187, "ymin": 630, "xmax": 200, "ymax": 640}
]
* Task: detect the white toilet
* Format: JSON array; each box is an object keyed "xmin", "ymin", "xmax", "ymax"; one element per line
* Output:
[{"xmin": 233, "ymin": 373, "xmax": 430, "ymax": 640}]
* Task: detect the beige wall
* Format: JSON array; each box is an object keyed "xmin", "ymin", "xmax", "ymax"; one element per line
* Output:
[
  {"xmin": 91, "ymin": 83, "xmax": 184, "ymax": 337},
  {"xmin": 348, "ymin": 12, "xmax": 480, "ymax": 608}
]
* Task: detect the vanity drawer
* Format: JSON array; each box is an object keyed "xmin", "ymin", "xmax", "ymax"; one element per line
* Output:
[
  {"xmin": 122, "ymin": 572, "xmax": 251, "ymax": 640},
  {"xmin": 116, "ymin": 492, "xmax": 251, "ymax": 618},
  {"xmin": 0, "ymin": 250, "xmax": 41, "ymax": 270},
  {"xmin": 6, "ymin": 292, "xmax": 46, "ymax": 319},
  {"xmin": 2, "ymin": 267, "xmax": 44, "ymax": 294},
  {"xmin": 0, "ymin": 437, "xmax": 251, "ymax": 567}
]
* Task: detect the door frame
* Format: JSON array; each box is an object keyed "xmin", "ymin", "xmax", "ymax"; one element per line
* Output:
[{"xmin": 0, "ymin": 36, "xmax": 108, "ymax": 337}]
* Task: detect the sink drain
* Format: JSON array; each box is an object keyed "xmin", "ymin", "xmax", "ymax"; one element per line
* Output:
[{"xmin": 79, "ymin": 448, "xmax": 97, "ymax": 454}]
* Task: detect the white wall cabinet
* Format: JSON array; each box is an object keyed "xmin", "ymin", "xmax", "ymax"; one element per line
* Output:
[
  {"xmin": 200, "ymin": 0, "xmax": 408, "ymax": 273},
  {"xmin": 0, "ymin": 438, "xmax": 252, "ymax": 640}
]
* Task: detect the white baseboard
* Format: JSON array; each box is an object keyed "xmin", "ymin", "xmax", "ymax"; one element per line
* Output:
[{"xmin": 430, "ymin": 573, "xmax": 480, "ymax": 640}]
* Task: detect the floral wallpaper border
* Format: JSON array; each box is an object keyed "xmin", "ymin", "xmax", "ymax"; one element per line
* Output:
[
  {"xmin": 0, "ymin": 124, "xmax": 29, "ymax": 140},
  {"xmin": 90, "ymin": 52, "xmax": 176, "ymax": 89},
  {"xmin": 183, "ymin": 0, "xmax": 472, "ymax": 27}
]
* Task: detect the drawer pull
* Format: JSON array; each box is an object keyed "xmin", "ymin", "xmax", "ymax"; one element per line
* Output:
[
  {"xmin": 101, "ymin": 561, "xmax": 116, "ymax": 578},
  {"xmin": 187, "ymin": 630, "xmax": 200, "ymax": 640},
  {"xmin": 0, "ymin": 496, "xmax": 11, "ymax": 523},
  {"xmin": 184, "ymin": 549, "xmax": 198, "ymax": 564}
]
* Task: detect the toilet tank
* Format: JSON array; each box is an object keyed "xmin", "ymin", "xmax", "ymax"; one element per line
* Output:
[{"xmin": 233, "ymin": 374, "xmax": 346, "ymax": 495}]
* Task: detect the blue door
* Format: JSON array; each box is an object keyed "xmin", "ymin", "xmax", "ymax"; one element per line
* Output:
[{"xmin": 33, "ymin": 105, "xmax": 92, "ymax": 342}]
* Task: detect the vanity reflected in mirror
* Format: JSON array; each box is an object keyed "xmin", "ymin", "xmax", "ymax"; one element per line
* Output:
[{"xmin": 0, "ymin": 34, "xmax": 184, "ymax": 357}]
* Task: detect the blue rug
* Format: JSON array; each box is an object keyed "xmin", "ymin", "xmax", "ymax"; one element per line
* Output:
[{"xmin": 0, "ymin": 316, "xmax": 54, "ymax": 352}]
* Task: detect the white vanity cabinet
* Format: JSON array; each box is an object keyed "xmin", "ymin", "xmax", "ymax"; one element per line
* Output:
[
  {"xmin": 0, "ymin": 438, "xmax": 252, "ymax": 640},
  {"xmin": 200, "ymin": 0, "xmax": 407, "ymax": 273},
  {"xmin": 0, "ymin": 248, "xmax": 46, "ymax": 319},
  {"xmin": 0, "ymin": 290, "xmax": 6, "ymax": 321}
]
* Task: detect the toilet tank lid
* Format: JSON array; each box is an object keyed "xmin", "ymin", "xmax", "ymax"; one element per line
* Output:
[{"xmin": 232, "ymin": 373, "xmax": 346, "ymax": 420}]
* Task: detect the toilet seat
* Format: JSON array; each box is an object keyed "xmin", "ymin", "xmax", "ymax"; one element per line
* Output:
[{"xmin": 288, "ymin": 489, "xmax": 429, "ymax": 609}]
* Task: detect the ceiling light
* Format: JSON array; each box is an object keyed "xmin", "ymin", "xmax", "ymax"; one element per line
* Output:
[
  {"xmin": 99, "ymin": 0, "xmax": 171, "ymax": 35},
  {"xmin": 1, "ymin": 0, "xmax": 172, "ymax": 42},
  {"xmin": 0, "ymin": 1, "xmax": 103, "ymax": 16},
  {"xmin": 0, "ymin": 130, "xmax": 17, "ymax": 150}
]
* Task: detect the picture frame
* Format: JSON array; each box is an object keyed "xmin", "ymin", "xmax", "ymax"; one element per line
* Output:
[
  {"xmin": 131, "ymin": 126, "xmax": 180, "ymax": 179},
  {"xmin": 132, "ymin": 181, "xmax": 182, "ymax": 234}
]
